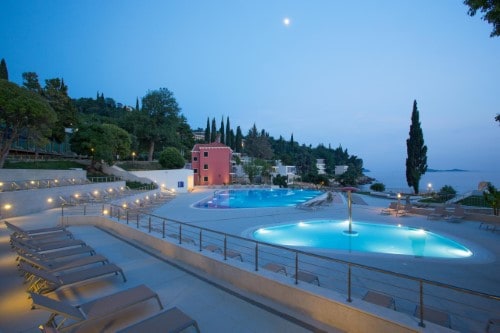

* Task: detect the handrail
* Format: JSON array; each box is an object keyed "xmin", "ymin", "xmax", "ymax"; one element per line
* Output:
[{"xmin": 64, "ymin": 202, "xmax": 500, "ymax": 331}]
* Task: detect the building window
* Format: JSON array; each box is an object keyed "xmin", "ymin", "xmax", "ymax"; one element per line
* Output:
[
  {"xmin": 193, "ymin": 156, "xmax": 198, "ymax": 161},
  {"xmin": 203, "ymin": 176, "xmax": 208, "ymax": 182},
  {"xmin": 177, "ymin": 181, "xmax": 184, "ymax": 188},
  {"xmin": 203, "ymin": 164, "xmax": 208, "ymax": 170},
  {"xmin": 203, "ymin": 151, "xmax": 208, "ymax": 157},
  {"xmin": 193, "ymin": 168, "xmax": 198, "ymax": 174}
]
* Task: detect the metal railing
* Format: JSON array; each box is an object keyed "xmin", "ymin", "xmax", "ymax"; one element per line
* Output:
[{"xmin": 62, "ymin": 203, "xmax": 500, "ymax": 332}]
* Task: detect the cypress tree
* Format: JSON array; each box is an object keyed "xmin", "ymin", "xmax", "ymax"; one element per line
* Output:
[
  {"xmin": 235, "ymin": 126, "xmax": 243, "ymax": 153},
  {"xmin": 211, "ymin": 118, "xmax": 217, "ymax": 142},
  {"xmin": 406, "ymin": 100, "xmax": 428, "ymax": 194},
  {"xmin": 135, "ymin": 97, "xmax": 140, "ymax": 111},
  {"xmin": 204, "ymin": 117, "xmax": 210, "ymax": 143},
  {"xmin": 220, "ymin": 116, "xmax": 225, "ymax": 144},
  {"xmin": 0, "ymin": 58, "xmax": 8, "ymax": 80},
  {"xmin": 225, "ymin": 116, "xmax": 231, "ymax": 146}
]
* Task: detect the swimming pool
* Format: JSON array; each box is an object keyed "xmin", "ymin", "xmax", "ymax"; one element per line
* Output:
[
  {"xmin": 253, "ymin": 220, "xmax": 473, "ymax": 258},
  {"xmin": 194, "ymin": 188, "xmax": 323, "ymax": 208}
]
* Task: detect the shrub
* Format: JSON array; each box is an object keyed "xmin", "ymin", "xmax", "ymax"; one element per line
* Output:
[
  {"xmin": 370, "ymin": 182, "xmax": 386, "ymax": 192},
  {"xmin": 158, "ymin": 147, "xmax": 185, "ymax": 169}
]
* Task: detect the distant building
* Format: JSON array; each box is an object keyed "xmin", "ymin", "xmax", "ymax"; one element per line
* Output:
[
  {"xmin": 192, "ymin": 130, "xmax": 205, "ymax": 142},
  {"xmin": 316, "ymin": 159, "xmax": 326, "ymax": 175},
  {"xmin": 191, "ymin": 142, "xmax": 232, "ymax": 186},
  {"xmin": 272, "ymin": 160, "xmax": 298, "ymax": 184},
  {"xmin": 335, "ymin": 165, "xmax": 348, "ymax": 176}
]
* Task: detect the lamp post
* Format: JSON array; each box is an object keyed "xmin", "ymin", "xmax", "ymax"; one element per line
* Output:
[
  {"xmin": 132, "ymin": 152, "xmax": 136, "ymax": 165},
  {"xmin": 427, "ymin": 183, "xmax": 432, "ymax": 194}
]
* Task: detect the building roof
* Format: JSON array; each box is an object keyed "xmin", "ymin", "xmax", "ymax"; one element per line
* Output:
[{"xmin": 192, "ymin": 142, "xmax": 232, "ymax": 152}]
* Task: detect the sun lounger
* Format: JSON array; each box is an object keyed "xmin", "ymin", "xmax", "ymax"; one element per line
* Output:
[
  {"xmin": 18, "ymin": 253, "xmax": 109, "ymax": 272},
  {"xmin": 117, "ymin": 307, "xmax": 200, "ymax": 333},
  {"xmin": 427, "ymin": 206, "xmax": 447, "ymax": 220},
  {"xmin": 11, "ymin": 237, "xmax": 86, "ymax": 252},
  {"xmin": 203, "ymin": 244, "xmax": 243, "ymax": 261},
  {"xmin": 19, "ymin": 261, "xmax": 126, "ymax": 294},
  {"xmin": 15, "ymin": 243, "xmax": 96, "ymax": 260},
  {"xmin": 31, "ymin": 284, "xmax": 163, "ymax": 332},
  {"xmin": 363, "ymin": 291, "xmax": 396, "ymax": 309},
  {"xmin": 262, "ymin": 263, "xmax": 287, "ymax": 276},
  {"xmin": 293, "ymin": 271, "xmax": 320, "ymax": 285},
  {"xmin": 5, "ymin": 221, "xmax": 68, "ymax": 236},
  {"xmin": 414, "ymin": 305, "xmax": 451, "ymax": 328}
]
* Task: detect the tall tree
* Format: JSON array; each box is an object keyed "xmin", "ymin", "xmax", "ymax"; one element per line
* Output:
[
  {"xmin": 219, "ymin": 116, "xmax": 225, "ymax": 144},
  {"xmin": 139, "ymin": 88, "xmax": 181, "ymax": 161},
  {"xmin": 42, "ymin": 78, "xmax": 78, "ymax": 144},
  {"xmin": 135, "ymin": 97, "xmax": 140, "ymax": 111},
  {"xmin": 204, "ymin": 117, "xmax": 210, "ymax": 143},
  {"xmin": 464, "ymin": 0, "xmax": 500, "ymax": 37},
  {"xmin": 235, "ymin": 126, "xmax": 243, "ymax": 153},
  {"xmin": 0, "ymin": 58, "xmax": 8, "ymax": 80},
  {"xmin": 225, "ymin": 116, "xmax": 231, "ymax": 146},
  {"xmin": 406, "ymin": 100, "xmax": 428, "ymax": 194},
  {"xmin": 210, "ymin": 118, "xmax": 217, "ymax": 142},
  {"xmin": 0, "ymin": 80, "xmax": 57, "ymax": 167},
  {"xmin": 495, "ymin": 114, "xmax": 500, "ymax": 124},
  {"xmin": 22, "ymin": 72, "xmax": 42, "ymax": 93}
]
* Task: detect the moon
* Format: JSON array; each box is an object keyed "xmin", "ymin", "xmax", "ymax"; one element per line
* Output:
[{"xmin": 283, "ymin": 17, "xmax": 290, "ymax": 26}]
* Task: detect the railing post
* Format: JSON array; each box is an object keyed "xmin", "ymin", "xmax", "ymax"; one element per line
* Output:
[
  {"xmin": 126, "ymin": 210, "xmax": 129, "ymax": 224},
  {"xmin": 148, "ymin": 216, "xmax": 151, "ymax": 233},
  {"xmin": 83, "ymin": 205, "xmax": 86, "ymax": 216},
  {"xmin": 162, "ymin": 219, "xmax": 165, "ymax": 238},
  {"xmin": 347, "ymin": 264, "xmax": 352, "ymax": 302},
  {"xmin": 178, "ymin": 224, "xmax": 182, "ymax": 244},
  {"xmin": 136, "ymin": 213, "xmax": 139, "ymax": 228},
  {"xmin": 295, "ymin": 252, "xmax": 299, "ymax": 285},
  {"xmin": 199, "ymin": 230, "xmax": 202, "ymax": 251},
  {"xmin": 61, "ymin": 206, "xmax": 64, "ymax": 217},
  {"xmin": 418, "ymin": 280, "xmax": 425, "ymax": 327},
  {"xmin": 255, "ymin": 243, "xmax": 259, "ymax": 271},
  {"xmin": 224, "ymin": 235, "xmax": 227, "ymax": 260}
]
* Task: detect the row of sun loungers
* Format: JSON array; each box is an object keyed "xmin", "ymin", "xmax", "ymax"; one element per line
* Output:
[
  {"xmin": 427, "ymin": 205, "xmax": 466, "ymax": 222},
  {"xmin": 4, "ymin": 221, "xmax": 201, "ymax": 332}
]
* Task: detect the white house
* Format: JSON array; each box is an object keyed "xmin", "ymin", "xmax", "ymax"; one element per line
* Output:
[{"xmin": 335, "ymin": 165, "xmax": 348, "ymax": 176}]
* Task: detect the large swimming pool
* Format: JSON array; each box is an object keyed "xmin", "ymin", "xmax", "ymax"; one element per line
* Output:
[
  {"xmin": 253, "ymin": 220, "xmax": 473, "ymax": 258},
  {"xmin": 194, "ymin": 188, "xmax": 323, "ymax": 208}
]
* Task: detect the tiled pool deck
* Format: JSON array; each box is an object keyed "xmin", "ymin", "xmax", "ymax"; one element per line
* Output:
[{"xmin": 1, "ymin": 188, "xmax": 499, "ymax": 332}]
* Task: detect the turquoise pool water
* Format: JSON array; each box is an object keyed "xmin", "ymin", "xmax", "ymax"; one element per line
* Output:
[
  {"xmin": 195, "ymin": 189, "xmax": 323, "ymax": 208},
  {"xmin": 253, "ymin": 220, "xmax": 472, "ymax": 258}
]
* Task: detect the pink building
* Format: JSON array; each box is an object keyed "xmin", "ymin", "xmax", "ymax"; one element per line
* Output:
[{"xmin": 191, "ymin": 142, "xmax": 232, "ymax": 186}]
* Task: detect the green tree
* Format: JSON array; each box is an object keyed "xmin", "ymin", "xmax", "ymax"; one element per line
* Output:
[
  {"xmin": 483, "ymin": 182, "xmax": 500, "ymax": 215},
  {"xmin": 135, "ymin": 97, "xmax": 140, "ymax": 111},
  {"xmin": 22, "ymin": 72, "xmax": 42, "ymax": 93},
  {"xmin": 42, "ymin": 78, "xmax": 78, "ymax": 144},
  {"xmin": 406, "ymin": 100, "xmax": 428, "ymax": 194},
  {"xmin": 139, "ymin": 88, "xmax": 181, "ymax": 161},
  {"xmin": 464, "ymin": 0, "xmax": 500, "ymax": 37},
  {"xmin": 225, "ymin": 116, "xmax": 231, "ymax": 146},
  {"xmin": 211, "ymin": 118, "xmax": 217, "ymax": 142},
  {"xmin": 438, "ymin": 185, "xmax": 457, "ymax": 200},
  {"xmin": 70, "ymin": 123, "xmax": 131, "ymax": 169},
  {"xmin": 495, "ymin": 114, "xmax": 499, "ymax": 123},
  {"xmin": 244, "ymin": 124, "xmax": 273, "ymax": 159},
  {"xmin": 234, "ymin": 126, "xmax": 243, "ymax": 152},
  {"xmin": 204, "ymin": 117, "xmax": 210, "ymax": 143},
  {"xmin": 0, "ymin": 80, "xmax": 57, "ymax": 167},
  {"xmin": 158, "ymin": 147, "xmax": 185, "ymax": 169},
  {"xmin": 370, "ymin": 183, "xmax": 386, "ymax": 192},
  {"xmin": 219, "ymin": 116, "xmax": 225, "ymax": 144},
  {"xmin": 0, "ymin": 58, "xmax": 8, "ymax": 80}
]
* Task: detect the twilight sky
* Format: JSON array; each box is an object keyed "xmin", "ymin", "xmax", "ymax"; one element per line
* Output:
[{"xmin": 1, "ymin": 1, "xmax": 499, "ymax": 173}]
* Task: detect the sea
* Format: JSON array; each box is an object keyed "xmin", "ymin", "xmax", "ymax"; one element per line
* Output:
[{"xmin": 362, "ymin": 169, "xmax": 500, "ymax": 195}]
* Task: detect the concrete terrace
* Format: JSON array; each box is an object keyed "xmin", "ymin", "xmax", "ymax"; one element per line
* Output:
[{"xmin": 1, "ymin": 188, "xmax": 499, "ymax": 332}]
